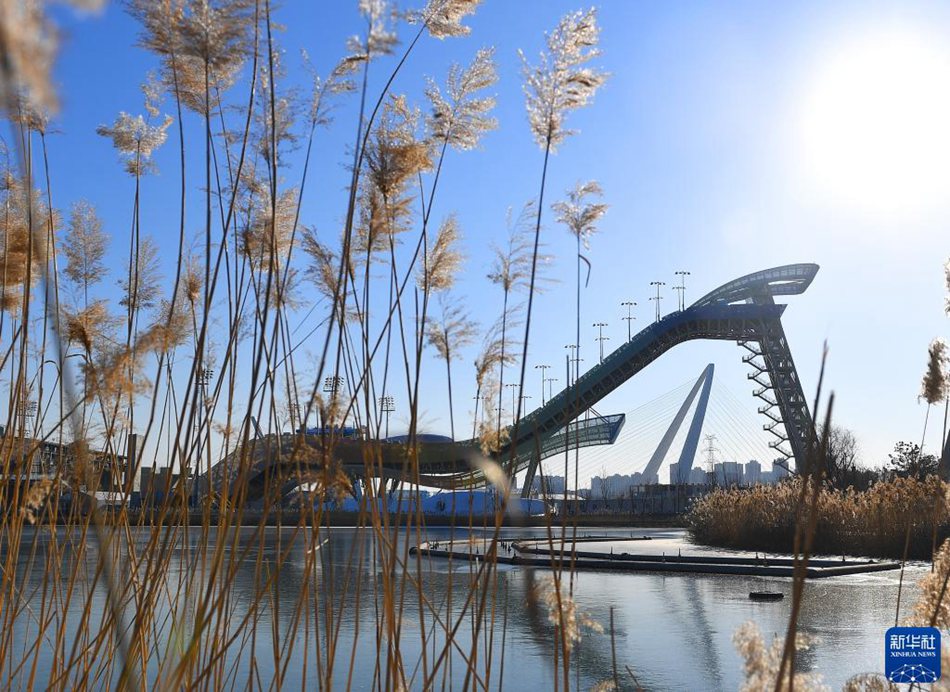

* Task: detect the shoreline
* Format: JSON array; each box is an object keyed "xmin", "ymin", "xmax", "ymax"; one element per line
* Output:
[{"xmin": 39, "ymin": 509, "xmax": 690, "ymax": 529}]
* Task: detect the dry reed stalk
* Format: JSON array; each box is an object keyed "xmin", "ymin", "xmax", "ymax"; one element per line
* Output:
[
  {"xmin": 0, "ymin": 1, "xmax": 645, "ymax": 689},
  {"xmin": 515, "ymin": 16, "xmax": 606, "ymax": 680}
]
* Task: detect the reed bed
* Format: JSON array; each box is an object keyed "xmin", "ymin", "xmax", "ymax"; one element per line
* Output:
[
  {"xmin": 688, "ymin": 476, "xmax": 950, "ymax": 560},
  {"xmin": 0, "ymin": 1, "xmax": 630, "ymax": 689}
]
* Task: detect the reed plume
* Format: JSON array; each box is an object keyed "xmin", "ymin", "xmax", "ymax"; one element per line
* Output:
[
  {"xmin": 733, "ymin": 622, "xmax": 826, "ymax": 691},
  {"xmin": 426, "ymin": 294, "xmax": 477, "ymax": 439},
  {"xmin": 149, "ymin": 295, "xmax": 191, "ymax": 353},
  {"xmin": 553, "ymin": 178, "xmax": 607, "ymax": 367},
  {"xmin": 355, "ymin": 181, "xmax": 407, "ymax": 258},
  {"xmin": 301, "ymin": 227, "xmax": 353, "ymax": 318},
  {"xmin": 0, "ymin": 0, "xmax": 62, "ymax": 113},
  {"xmin": 425, "ymin": 47, "xmax": 498, "ymax": 151},
  {"xmin": 418, "ymin": 213, "xmax": 462, "ymax": 293},
  {"xmin": 253, "ymin": 46, "xmax": 300, "ymax": 167},
  {"xmin": 922, "ymin": 338, "xmax": 949, "ymax": 406},
  {"xmin": 0, "ymin": 183, "xmax": 33, "ymax": 314},
  {"xmin": 64, "ymin": 300, "xmax": 113, "ymax": 355},
  {"xmin": 302, "ymin": 51, "xmax": 360, "ymax": 129},
  {"xmin": 413, "ymin": 0, "xmax": 483, "ymax": 39},
  {"xmin": 590, "ymin": 682, "xmax": 618, "ymax": 692},
  {"xmin": 129, "ymin": 0, "xmax": 254, "ymax": 115},
  {"xmin": 477, "ymin": 407, "xmax": 508, "ymax": 456},
  {"xmin": 181, "ymin": 253, "xmax": 203, "ymax": 308},
  {"xmin": 471, "ymin": 311, "xmax": 519, "ymax": 431},
  {"xmin": 529, "ymin": 575, "xmax": 603, "ymax": 653},
  {"xmin": 487, "ymin": 202, "xmax": 535, "ymax": 295},
  {"xmin": 241, "ymin": 187, "xmax": 298, "ymax": 270},
  {"xmin": 18, "ymin": 477, "xmax": 56, "ymax": 525},
  {"xmin": 552, "ymin": 180, "xmax": 608, "ymax": 251},
  {"xmin": 0, "ymin": 176, "xmax": 55, "ymax": 313},
  {"xmin": 427, "ymin": 297, "xmax": 478, "ymax": 362},
  {"xmin": 82, "ymin": 342, "xmax": 152, "ymax": 408},
  {"xmin": 472, "ymin": 318, "xmax": 511, "ymax": 430},
  {"xmin": 520, "ymin": 7, "xmax": 607, "ymax": 151},
  {"xmin": 62, "ymin": 200, "xmax": 107, "ymax": 305},
  {"xmin": 351, "ymin": 0, "xmax": 398, "ymax": 58},
  {"xmin": 96, "ymin": 112, "xmax": 173, "ymax": 176},
  {"xmin": 841, "ymin": 674, "xmax": 899, "ymax": 691},
  {"xmin": 118, "ymin": 235, "xmax": 162, "ymax": 317},
  {"xmin": 365, "ymin": 95, "xmax": 432, "ymax": 201},
  {"xmin": 486, "ymin": 203, "xmax": 537, "ymax": 432}
]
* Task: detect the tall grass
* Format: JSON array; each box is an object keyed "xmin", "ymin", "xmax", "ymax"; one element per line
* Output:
[
  {"xmin": 688, "ymin": 475, "xmax": 950, "ymax": 560},
  {"xmin": 0, "ymin": 1, "xmax": 625, "ymax": 689}
]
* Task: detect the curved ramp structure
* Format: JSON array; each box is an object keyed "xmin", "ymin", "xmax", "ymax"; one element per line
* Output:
[
  {"xmin": 208, "ymin": 264, "xmax": 817, "ymax": 501},
  {"xmin": 206, "ymin": 414, "xmax": 625, "ymax": 500},
  {"xmin": 509, "ymin": 264, "xmax": 817, "ymax": 494}
]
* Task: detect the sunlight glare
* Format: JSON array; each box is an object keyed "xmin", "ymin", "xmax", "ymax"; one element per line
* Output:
[{"xmin": 799, "ymin": 31, "xmax": 950, "ymax": 215}]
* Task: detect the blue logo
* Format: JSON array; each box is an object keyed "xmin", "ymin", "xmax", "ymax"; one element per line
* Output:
[{"xmin": 885, "ymin": 627, "xmax": 941, "ymax": 683}]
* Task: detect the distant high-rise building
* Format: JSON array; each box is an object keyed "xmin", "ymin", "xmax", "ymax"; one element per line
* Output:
[
  {"xmin": 591, "ymin": 475, "xmax": 612, "ymax": 498},
  {"xmin": 690, "ymin": 467, "xmax": 708, "ymax": 485},
  {"xmin": 745, "ymin": 459, "xmax": 762, "ymax": 485},
  {"xmin": 591, "ymin": 472, "xmax": 657, "ymax": 497},
  {"xmin": 669, "ymin": 462, "xmax": 681, "ymax": 485},
  {"xmin": 669, "ymin": 460, "xmax": 697, "ymax": 485},
  {"xmin": 772, "ymin": 462, "xmax": 790, "ymax": 480},
  {"xmin": 522, "ymin": 475, "xmax": 566, "ymax": 496},
  {"xmin": 715, "ymin": 461, "xmax": 743, "ymax": 486}
]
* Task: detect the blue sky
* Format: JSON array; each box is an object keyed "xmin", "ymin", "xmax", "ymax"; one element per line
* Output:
[{"xmin": 37, "ymin": 0, "xmax": 950, "ymax": 480}]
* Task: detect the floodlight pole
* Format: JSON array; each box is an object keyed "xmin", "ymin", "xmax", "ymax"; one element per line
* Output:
[
  {"xmin": 505, "ymin": 383, "xmax": 519, "ymax": 419},
  {"xmin": 379, "ymin": 395, "xmax": 395, "ymax": 438},
  {"xmin": 593, "ymin": 322, "xmax": 609, "ymax": 363},
  {"xmin": 649, "ymin": 281, "xmax": 666, "ymax": 323},
  {"xmin": 621, "ymin": 301, "xmax": 637, "ymax": 341},
  {"xmin": 322, "ymin": 375, "xmax": 344, "ymax": 430},
  {"xmin": 674, "ymin": 270, "xmax": 690, "ymax": 311},
  {"xmin": 564, "ymin": 344, "xmax": 577, "ymax": 383},
  {"xmin": 535, "ymin": 364, "xmax": 551, "ymax": 405}
]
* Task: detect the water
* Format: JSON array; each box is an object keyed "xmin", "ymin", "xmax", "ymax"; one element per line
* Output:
[{"xmin": 3, "ymin": 525, "xmax": 924, "ymax": 690}]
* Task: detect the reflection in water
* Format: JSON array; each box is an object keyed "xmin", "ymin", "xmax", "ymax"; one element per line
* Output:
[{"xmin": 3, "ymin": 526, "xmax": 922, "ymax": 690}]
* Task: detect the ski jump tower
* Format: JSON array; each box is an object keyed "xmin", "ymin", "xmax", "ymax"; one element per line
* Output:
[
  {"xmin": 206, "ymin": 264, "xmax": 817, "ymax": 502},
  {"xmin": 515, "ymin": 263, "xmax": 816, "ymax": 496}
]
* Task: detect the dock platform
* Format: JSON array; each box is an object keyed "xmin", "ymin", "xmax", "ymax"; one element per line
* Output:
[{"xmin": 409, "ymin": 537, "xmax": 901, "ymax": 578}]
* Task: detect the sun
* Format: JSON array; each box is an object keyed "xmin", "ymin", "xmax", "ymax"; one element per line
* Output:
[{"xmin": 798, "ymin": 30, "xmax": 950, "ymax": 215}]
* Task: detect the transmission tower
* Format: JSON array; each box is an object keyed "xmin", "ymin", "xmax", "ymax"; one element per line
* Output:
[{"xmin": 703, "ymin": 434, "xmax": 719, "ymax": 486}]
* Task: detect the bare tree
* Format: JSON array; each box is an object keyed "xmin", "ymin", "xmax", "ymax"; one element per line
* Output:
[
  {"xmin": 818, "ymin": 424, "xmax": 860, "ymax": 489},
  {"xmin": 596, "ymin": 464, "xmax": 613, "ymax": 510}
]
